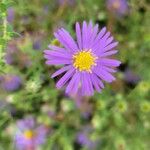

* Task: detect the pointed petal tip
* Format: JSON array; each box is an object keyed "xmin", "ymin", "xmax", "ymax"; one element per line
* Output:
[
  {"xmin": 76, "ymin": 22, "xmax": 80, "ymax": 26},
  {"xmin": 51, "ymin": 74, "xmax": 55, "ymax": 78},
  {"xmin": 117, "ymin": 60, "xmax": 122, "ymax": 66},
  {"xmin": 115, "ymin": 41, "xmax": 119, "ymax": 45},
  {"xmin": 43, "ymin": 54, "xmax": 49, "ymax": 59},
  {"xmin": 83, "ymin": 20, "xmax": 86, "ymax": 24},
  {"xmin": 56, "ymin": 83, "xmax": 61, "ymax": 89},
  {"xmin": 45, "ymin": 61, "xmax": 49, "ymax": 65},
  {"xmin": 102, "ymin": 26, "xmax": 107, "ymax": 31},
  {"xmin": 44, "ymin": 50, "xmax": 50, "ymax": 54},
  {"xmin": 101, "ymin": 84, "xmax": 105, "ymax": 89}
]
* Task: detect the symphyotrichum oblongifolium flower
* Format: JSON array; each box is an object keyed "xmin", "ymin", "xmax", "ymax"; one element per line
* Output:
[
  {"xmin": 44, "ymin": 21, "xmax": 121, "ymax": 96},
  {"xmin": 15, "ymin": 117, "xmax": 47, "ymax": 150},
  {"xmin": 106, "ymin": 0, "xmax": 128, "ymax": 17}
]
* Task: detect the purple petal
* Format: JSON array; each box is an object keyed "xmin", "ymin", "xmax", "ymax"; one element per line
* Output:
[
  {"xmin": 92, "ymin": 27, "xmax": 107, "ymax": 47},
  {"xmin": 17, "ymin": 117, "xmax": 35, "ymax": 130},
  {"xmin": 82, "ymin": 21, "xmax": 88, "ymax": 49},
  {"xmin": 44, "ymin": 50, "xmax": 72, "ymax": 59},
  {"xmin": 106, "ymin": 36, "xmax": 114, "ymax": 45},
  {"xmin": 51, "ymin": 65, "xmax": 72, "ymax": 78},
  {"xmin": 99, "ymin": 50, "xmax": 118, "ymax": 57},
  {"xmin": 76, "ymin": 22, "xmax": 82, "ymax": 50},
  {"xmin": 87, "ymin": 24, "xmax": 99, "ymax": 49},
  {"xmin": 102, "ymin": 42, "xmax": 118, "ymax": 52},
  {"xmin": 85, "ymin": 21, "xmax": 93, "ymax": 48},
  {"xmin": 87, "ymin": 74, "xmax": 94, "ymax": 95},
  {"xmin": 48, "ymin": 45, "xmax": 69, "ymax": 53},
  {"xmin": 60, "ymin": 28, "xmax": 79, "ymax": 51},
  {"xmin": 91, "ymin": 75, "xmax": 101, "ymax": 92},
  {"xmin": 98, "ymin": 58, "xmax": 121, "ymax": 67},
  {"xmin": 54, "ymin": 31, "xmax": 74, "ymax": 53},
  {"xmin": 81, "ymin": 72, "xmax": 93, "ymax": 96},
  {"xmin": 17, "ymin": 121, "xmax": 27, "ymax": 130},
  {"xmin": 56, "ymin": 68, "xmax": 75, "ymax": 89},
  {"xmin": 93, "ymin": 68, "xmax": 116, "ymax": 83},
  {"xmin": 101, "ymin": 66, "xmax": 117, "ymax": 73},
  {"xmin": 92, "ymin": 31, "xmax": 111, "ymax": 53},
  {"xmin": 46, "ymin": 59, "xmax": 71, "ymax": 65},
  {"xmin": 91, "ymin": 74, "xmax": 104, "ymax": 90},
  {"xmin": 66, "ymin": 72, "xmax": 80, "ymax": 94}
]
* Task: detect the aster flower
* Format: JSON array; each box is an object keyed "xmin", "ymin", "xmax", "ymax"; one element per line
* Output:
[
  {"xmin": 77, "ymin": 126, "xmax": 99, "ymax": 149},
  {"xmin": 7, "ymin": 7, "xmax": 15, "ymax": 23},
  {"xmin": 5, "ymin": 41, "xmax": 31, "ymax": 67},
  {"xmin": 44, "ymin": 21, "xmax": 121, "ymax": 96},
  {"xmin": 57, "ymin": 0, "xmax": 75, "ymax": 6},
  {"xmin": 71, "ymin": 91, "xmax": 93, "ymax": 118},
  {"xmin": 15, "ymin": 117, "xmax": 47, "ymax": 150},
  {"xmin": 124, "ymin": 69, "xmax": 140, "ymax": 85},
  {"xmin": 32, "ymin": 40, "xmax": 41, "ymax": 50},
  {"xmin": 106, "ymin": 0, "xmax": 128, "ymax": 16},
  {"xmin": 0, "ymin": 74, "xmax": 22, "ymax": 92}
]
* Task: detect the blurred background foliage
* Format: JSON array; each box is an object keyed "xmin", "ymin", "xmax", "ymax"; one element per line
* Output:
[{"xmin": 0, "ymin": 0, "xmax": 150, "ymax": 149}]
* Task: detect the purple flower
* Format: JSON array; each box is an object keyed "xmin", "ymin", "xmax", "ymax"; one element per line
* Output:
[
  {"xmin": 57, "ymin": 0, "xmax": 75, "ymax": 6},
  {"xmin": 15, "ymin": 117, "xmax": 47, "ymax": 150},
  {"xmin": 5, "ymin": 42, "xmax": 17, "ymax": 65},
  {"xmin": 44, "ymin": 21, "xmax": 121, "ymax": 96},
  {"xmin": 33, "ymin": 40, "xmax": 41, "ymax": 50},
  {"xmin": 71, "ymin": 90, "xmax": 93, "ymax": 118},
  {"xmin": 77, "ymin": 127, "xmax": 99, "ymax": 149},
  {"xmin": 124, "ymin": 69, "xmax": 140, "ymax": 85},
  {"xmin": 107, "ymin": 0, "xmax": 128, "ymax": 16},
  {"xmin": 0, "ymin": 74, "xmax": 22, "ymax": 92},
  {"xmin": 7, "ymin": 7, "xmax": 15, "ymax": 23},
  {"xmin": 5, "ymin": 41, "xmax": 31, "ymax": 67}
]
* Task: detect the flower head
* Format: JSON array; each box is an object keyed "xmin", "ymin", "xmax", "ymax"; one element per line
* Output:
[
  {"xmin": 140, "ymin": 101, "xmax": 150, "ymax": 113},
  {"xmin": 7, "ymin": 7, "xmax": 15, "ymax": 23},
  {"xmin": 5, "ymin": 41, "xmax": 31, "ymax": 67},
  {"xmin": 115, "ymin": 101, "xmax": 127, "ymax": 112},
  {"xmin": 0, "ymin": 74, "xmax": 22, "ymax": 92},
  {"xmin": 124, "ymin": 69, "xmax": 140, "ymax": 85},
  {"xmin": 57, "ymin": 0, "xmax": 75, "ymax": 6},
  {"xmin": 77, "ymin": 126, "xmax": 99, "ymax": 149},
  {"xmin": 33, "ymin": 40, "xmax": 41, "ymax": 50},
  {"xmin": 15, "ymin": 117, "xmax": 47, "ymax": 150},
  {"xmin": 107, "ymin": 0, "xmax": 128, "ymax": 17},
  {"xmin": 44, "ymin": 21, "xmax": 121, "ymax": 96}
]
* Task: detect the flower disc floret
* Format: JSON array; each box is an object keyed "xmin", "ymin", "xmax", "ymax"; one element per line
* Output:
[{"xmin": 73, "ymin": 50, "xmax": 97, "ymax": 72}]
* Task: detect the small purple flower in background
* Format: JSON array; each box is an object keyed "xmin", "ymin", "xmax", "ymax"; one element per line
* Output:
[
  {"xmin": 0, "ymin": 100, "xmax": 8, "ymax": 110},
  {"xmin": 32, "ymin": 40, "xmax": 41, "ymax": 50},
  {"xmin": 15, "ymin": 117, "xmax": 47, "ymax": 150},
  {"xmin": 5, "ymin": 42, "xmax": 17, "ymax": 65},
  {"xmin": 107, "ymin": 0, "xmax": 128, "ymax": 17},
  {"xmin": 5, "ymin": 40, "xmax": 32, "ymax": 67},
  {"xmin": 44, "ymin": 21, "xmax": 121, "ymax": 96},
  {"xmin": 71, "ymin": 90, "xmax": 93, "ymax": 118},
  {"xmin": 77, "ymin": 126, "xmax": 99, "ymax": 149},
  {"xmin": 7, "ymin": 7, "xmax": 15, "ymax": 23},
  {"xmin": 124, "ymin": 69, "xmax": 140, "ymax": 86},
  {"xmin": 0, "ymin": 74, "xmax": 22, "ymax": 92},
  {"xmin": 5, "ymin": 54, "xmax": 14, "ymax": 64},
  {"xmin": 57, "ymin": 0, "xmax": 75, "ymax": 6}
]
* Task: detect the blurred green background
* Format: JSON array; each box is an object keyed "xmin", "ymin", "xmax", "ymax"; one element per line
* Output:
[{"xmin": 0, "ymin": 0, "xmax": 150, "ymax": 149}]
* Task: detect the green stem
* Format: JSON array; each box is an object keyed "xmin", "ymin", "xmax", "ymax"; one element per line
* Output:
[
  {"xmin": 3, "ymin": 17, "xmax": 7, "ymax": 40},
  {"xmin": 0, "ymin": 12, "xmax": 7, "ymax": 69}
]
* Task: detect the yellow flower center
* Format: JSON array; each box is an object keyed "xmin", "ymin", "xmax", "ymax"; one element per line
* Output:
[
  {"xmin": 24, "ymin": 130, "xmax": 34, "ymax": 139},
  {"xmin": 5, "ymin": 76, "xmax": 12, "ymax": 82},
  {"xmin": 73, "ymin": 50, "xmax": 97, "ymax": 72},
  {"xmin": 113, "ymin": 0, "xmax": 120, "ymax": 9}
]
